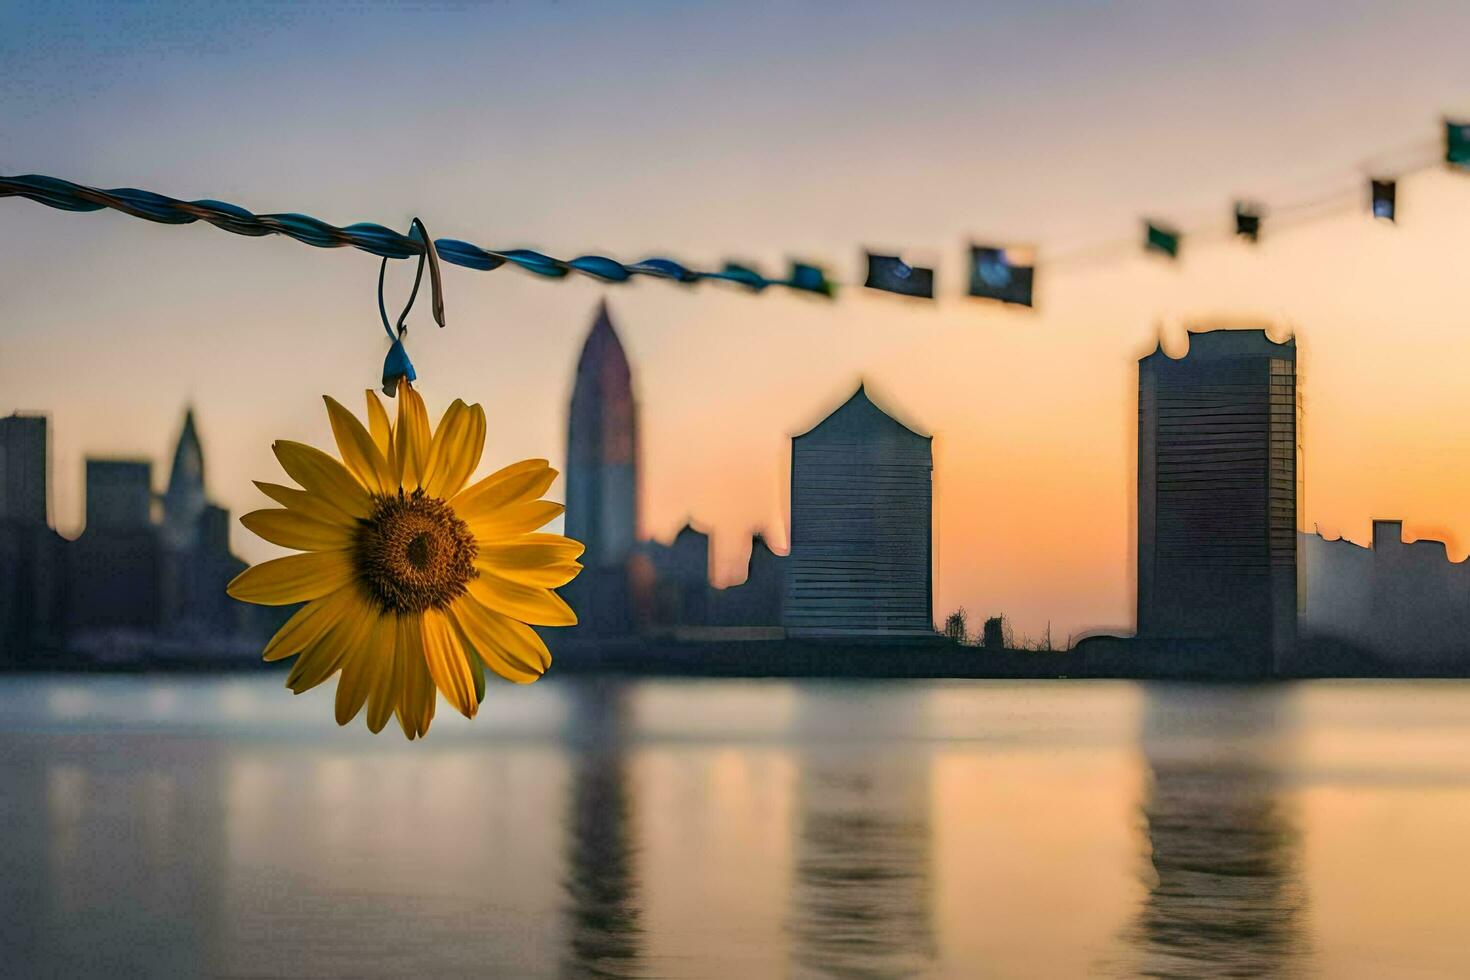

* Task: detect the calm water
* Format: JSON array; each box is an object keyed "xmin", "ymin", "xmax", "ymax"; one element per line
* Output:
[{"xmin": 1, "ymin": 676, "xmax": 1468, "ymax": 978}]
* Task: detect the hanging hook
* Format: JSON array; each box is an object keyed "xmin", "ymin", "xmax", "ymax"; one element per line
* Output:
[{"xmin": 379, "ymin": 217, "xmax": 446, "ymax": 396}]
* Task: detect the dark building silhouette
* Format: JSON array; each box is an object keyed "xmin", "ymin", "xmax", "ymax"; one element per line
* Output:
[
  {"xmin": 635, "ymin": 523, "xmax": 710, "ymax": 628},
  {"xmin": 0, "ymin": 405, "xmax": 257, "ymax": 661},
  {"xmin": 784, "ymin": 385, "xmax": 934, "ymax": 639},
  {"xmin": 1301, "ymin": 521, "xmax": 1470, "ymax": 667},
  {"xmin": 85, "ymin": 459, "xmax": 153, "ymax": 530},
  {"xmin": 0, "ymin": 413, "xmax": 48, "ymax": 525},
  {"xmin": 0, "ymin": 414, "xmax": 65, "ymax": 661},
  {"xmin": 157, "ymin": 412, "xmax": 249, "ymax": 638},
  {"xmin": 1137, "ymin": 330, "xmax": 1299, "ymax": 674},
  {"xmin": 564, "ymin": 301, "xmax": 640, "ymax": 635},
  {"xmin": 162, "ymin": 408, "xmax": 206, "ymax": 550},
  {"xmin": 710, "ymin": 533, "xmax": 786, "ymax": 628},
  {"xmin": 70, "ymin": 458, "xmax": 164, "ymax": 635}
]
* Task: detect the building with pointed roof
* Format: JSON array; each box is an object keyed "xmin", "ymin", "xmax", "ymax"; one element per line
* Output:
[
  {"xmin": 783, "ymin": 385, "xmax": 934, "ymax": 639},
  {"xmin": 564, "ymin": 300, "xmax": 640, "ymax": 634},
  {"xmin": 162, "ymin": 407, "xmax": 206, "ymax": 550}
]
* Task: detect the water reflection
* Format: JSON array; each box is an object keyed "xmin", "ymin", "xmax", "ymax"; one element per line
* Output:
[
  {"xmin": 0, "ymin": 733, "xmax": 230, "ymax": 976},
  {"xmin": 1128, "ymin": 686, "xmax": 1306, "ymax": 978},
  {"xmin": 561, "ymin": 679, "xmax": 644, "ymax": 978},
  {"xmin": 787, "ymin": 687, "xmax": 936, "ymax": 978}
]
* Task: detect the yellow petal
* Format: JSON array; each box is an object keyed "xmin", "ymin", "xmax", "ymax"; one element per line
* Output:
[
  {"xmin": 475, "ymin": 534, "xmax": 583, "ymax": 588},
  {"xmin": 448, "ymin": 595, "xmax": 548, "ymax": 683},
  {"xmin": 424, "ymin": 400, "xmax": 486, "ymax": 500},
  {"xmin": 226, "ymin": 551, "xmax": 356, "ymax": 605},
  {"xmin": 451, "ymin": 460, "xmax": 556, "ymax": 527},
  {"xmin": 394, "ymin": 382, "xmax": 431, "ymax": 490},
  {"xmin": 240, "ymin": 508, "xmax": 356, "ymax": 552},
  {"xmin": 395, "ymin": 614, "xmax": 436, "ymax": 739},
  {"xmin": 335, "ymin": 614, "xmax": 396, "ymax": 727},
  {"xmin": 420, "ymin": 607, "xmax": 478, "ymax": 719},
  {"xmin": 366, "ymin": 624, "xmax": 402, "ymax": 734},
  {"xmin": 253, "ymin": 481, "xmax": 358, "ymax": 528},
  {"xmin": 468, "ymin": 500, "xmax": 564, "ymax": 541},
  {"xmin": 273, "ymin": 441, "xmax": 373, "ymax": 519},
  {"xmin": 260, "ymin": 587, "xmax": 356, "ymax": 661},
  {"xmin": 365, "ymin": 389, "xmax": 393, "ymax": 461},
  {"xmin": 324, "ymin": 396, "xmax": 393, "ymax": 495},
  {"xmin": 286, "ymin": 595, "xmax": 373, "ymax": 694},
  {"xmin": 466, "ymin": 570, "xmax": 577, "ymax": 627}
]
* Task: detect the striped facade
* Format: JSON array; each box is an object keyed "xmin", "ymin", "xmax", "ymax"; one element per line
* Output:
[
  {"xmin": 784, "ymin": 386, "xmax": 933, "ymax": 639},
  {"xmin": 1137, "ymin": 330, "xmax": 1299, "ymax": 673}
]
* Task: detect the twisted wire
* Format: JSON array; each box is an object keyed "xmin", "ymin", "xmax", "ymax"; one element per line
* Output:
[{"xmin": 0, "ymin": 173, "xmax": 835, "ymax": 296}]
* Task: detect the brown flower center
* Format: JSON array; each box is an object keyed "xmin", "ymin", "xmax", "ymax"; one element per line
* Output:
[{"xmin": 355, "ymin": 490, "xmax": 478, "ymax": 614}]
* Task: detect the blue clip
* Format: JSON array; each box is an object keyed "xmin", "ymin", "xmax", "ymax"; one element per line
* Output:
[{"xmin": 382, "ymin": 338, "xmax": 416, "ymax": 397}]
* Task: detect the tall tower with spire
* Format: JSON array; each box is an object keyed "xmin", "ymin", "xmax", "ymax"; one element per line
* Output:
[
  {"xmin": 162, "ymin": 408, "xmax": 207, "ymax": 550},
  {"xmin": 564, "ymin": 301, "xmax": 640, "ymax": 634}
]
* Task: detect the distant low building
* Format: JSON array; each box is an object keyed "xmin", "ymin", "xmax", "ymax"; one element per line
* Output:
[
  {"xmin": 783, "ymin": 385, "xmax": 934, "ymax": 640},
  {"xmin": 636, "ymin": 523, "xmax": 711, "ymax": 628},
  {"xmin": 1302, "ymin": 521, "xmax": 1470, "ymax": 665},
  {"xmin": 710, "ymin": 533, "xmax": 786, "ymax": 628}
]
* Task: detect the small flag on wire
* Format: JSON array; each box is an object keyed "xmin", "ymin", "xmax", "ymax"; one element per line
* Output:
[
  {"xmin": 718, "ymin": 262, "xmax": 768, "ymax": 290},
  {"xmin": 1370, "ymin": 179, "xmax": 1396, "ymax": 222},
  {"xmin": 1447, "ymin": 120, "xmax": 1470, "ymax": 168},
  {"xmin": 968, "ymin": 245, "xmax": 1034, "ymax": 307},
  {"xmin": 788, "ymin": 261, "xmax": 834, "ymax": 297},
  {"xmin": 1145, "ymin": 222, "xmax": 1180, "ymax": 259},
  {"xmin": 864, "ymin": 253, "xmax": 934, "ymax": 298},
  {"xmin": 1234, "ymin": 203, "xmax": 1261, "ymax": 243}
]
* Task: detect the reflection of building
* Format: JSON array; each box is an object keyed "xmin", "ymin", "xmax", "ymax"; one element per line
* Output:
[
  {"xmin": 560, "ymin": 681, "xmax": 643, "ymax": 978},
  {"xmin": 1302, "ymin": 521, "xmax": 1470, "ymax": 666},
  {"xmin": 564, "ymin": 301, "xmax": 640, "ymax": 635},
  {"xmin": 788, "ymin": 690, "xmax": 936, "ymax": 976},
  {"xmin": 1128, "ymin": 686, "xmax": 1304, "ymax": 976},
  {"xmin": 1137, "ymin": 330, "xmax": 1299, "ymax": 674},
  {"xmin": 784, "ymin": 385, "xmax": 934, "ymax": 640}
]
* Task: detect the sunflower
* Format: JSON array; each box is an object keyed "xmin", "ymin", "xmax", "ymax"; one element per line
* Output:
[{"xmin": 227, "ymin": 383, "xmax": 582, "ymax": 738}]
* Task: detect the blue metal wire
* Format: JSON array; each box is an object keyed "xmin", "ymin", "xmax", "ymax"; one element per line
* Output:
[{"xmin": 0, "ymin": 173, "xmax": 835, "ymax": 297}]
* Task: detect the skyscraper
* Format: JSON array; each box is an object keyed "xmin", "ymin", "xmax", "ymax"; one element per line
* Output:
[
  {"xmin": 0, "ymin": 413, "xmax": 48, "ymax": 526},
  {"xmin": 564, "ymin": 300, "xmax": 640, "ymax": 634},
  {"xmin": 0, "ymin": 413, "xmax": 62, "ymax": 661},
  {"xmin": 162, "ymin": 408, "xmax": 206, "ymax": 549},
  {"xmin": 784, "ymin": 385, "xmax": 934, "ymax": 639},
  {"xmin": 1136, "ymin": 329, "xmax": 1299, "ymax": 673}
]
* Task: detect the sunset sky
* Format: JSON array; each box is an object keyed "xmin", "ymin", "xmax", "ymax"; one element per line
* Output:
[{"xmin": 5, "ymin": 1, "xmax": 1470, "ymax": 641}]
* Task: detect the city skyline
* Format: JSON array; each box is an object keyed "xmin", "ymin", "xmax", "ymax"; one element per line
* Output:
[{"xmin": 9, "ymin": 2, "xmax": 1470, "ymax": 642}]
